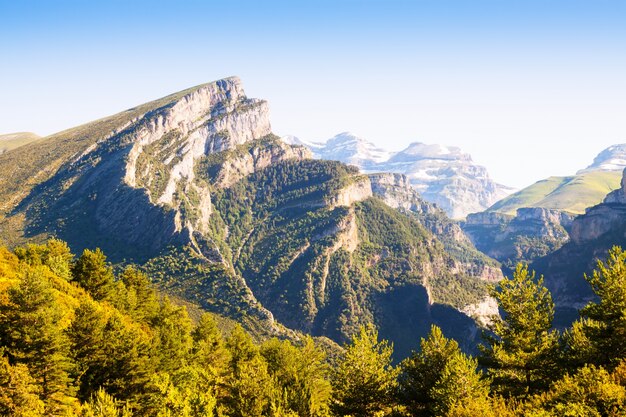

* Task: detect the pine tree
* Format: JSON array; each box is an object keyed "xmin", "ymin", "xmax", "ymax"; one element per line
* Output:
[
  {"xmin": 0, "ymin": 353, "xmax": 45, "ymax": 417},
  {"xmin": 14, "ymin": 239, "xmax": 74, "ymax": 281},
  {"xmin": 68, "ymin": 302, "xmax": 156, "ymax": 412},
  {"xmin": 398, "ymin": 325, "xmax": 460, "ymax": 415},
  {"xmin": 261, "ymin": 337, "xmax": 331, "ymax": 417},
  {"xmin": 429, "ymin": 351, "xmax": 490, "ymax": 416},
  {"xmin": 81, "ymin": 389, "xmax": 133, "ymax": 417},
  {"xmin": 0, "ymin": 268, "xmax": 75, "ymax": 415},
  {"xmin": 151, "ymin": 297, "xmax": 193, "ymax": 373},
  {"xmin": 577, "ymin": 246, "xmax": 626, "ymax": 369},
  {"xmin": 191, "ymin": 313, "xmax": 230, "ymax": 378},
  {"xmin": 71, "ymin": 249, "xmax": 115, "ymax": 301},
  {"xmin": 480, "ymin": 264, "xmax": 559, "ymax": 398},
  {"xmin": 223, "ymin": 325, "xmax": 273, "ymax": 417},
  {"xmin": 118, "ymin": 266, "xmax": 159, "ymax": 323},
  {"xmin": 68, "ymin": 300, "xmax": 108, "ymax": 401},
  {"xmin": 331, "ymin": 325, "xmax": 398, "ymax": 417}
]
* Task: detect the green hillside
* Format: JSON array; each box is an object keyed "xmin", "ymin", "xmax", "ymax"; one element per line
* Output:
[{"xmin": 488, "ymin": 170, "xmax": 622, "ymax": 215}]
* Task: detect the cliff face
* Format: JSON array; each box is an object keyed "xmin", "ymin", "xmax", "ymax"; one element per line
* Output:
[
  {"xmin": 368, "ymin": 172, "xmax": 503, "ymax": 284},
  {"xmin": 463, "ymin": 208, "xmax": 573, "ymax": 270},
  {"xmin": 12, "ymin": 77, "xmax": 275, "ymax": 259}
]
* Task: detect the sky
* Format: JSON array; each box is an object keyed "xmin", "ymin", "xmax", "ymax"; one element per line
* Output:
[{"xmin": 1, "ymin": 0, "xmax": 625, "ymax": 188}]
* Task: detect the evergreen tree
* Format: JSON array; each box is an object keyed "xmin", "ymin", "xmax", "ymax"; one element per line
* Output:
[
  {"xmin": 151, "ymin": 297, "xmax": 193, "ymax": 373},
  {"xmin": 191, "ymin": 313, "xmax": 230, "ymax": 380},
  {"xmin": 331, "ymin": 325, "xmax": 398, "ymax": 417},
  {"xmin": 577, "ymin": 246, "xmax": 626, "ymax": 369},
  {"xmin": 429, "ymin": 351, "xmax": 490, "ymax": 416},
  {"xmin": 261, "ymin": 337, "xmax": 331, "ymax": 417},
  {"xmin": 14, "ymin": 239, "xmax": 74, "ymax": 281},
  {"xmin": 398, "ymin": 325, "xmax": 460, "ymax": 415},
  {"xmin": 223, "ymin": 325, "xmax": 273, "ymax": 417},
  {"xmin": 480, "ymin": 264, "xmax": 559, "ymax": 398},
  {"xmin": 71, "ymin": 249, "xmax": 115, "ymax": 301},
  {"xmin": 150, "ymin": 366, "xmax": 217, "ymax": 417},
  {"xmin": 68, "ymin": 301, "xmax": 156, "ymax": 412},
  {"xmin": 118, "ymin": 267, "xmax": 159, "ymax": 323},
  {"xmin": 0, "ymin": 268, "xmax": 75, "ymax": 415},
  {"xmin": 82, "ymin": 389, "xmax": 133, "ymax": 417},
  {"xmin": 527, "ymin": 364, "xmax": 626, "ymax": 416},
  {"xmin": 0, "ymin": 353, "xmax": 45, "ymax": 417}
]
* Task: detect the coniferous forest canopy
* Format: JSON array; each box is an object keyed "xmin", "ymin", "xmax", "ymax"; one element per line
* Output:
[{"xmin": 1, "ymin": 239, "xmax": 625, "ymax": 416}]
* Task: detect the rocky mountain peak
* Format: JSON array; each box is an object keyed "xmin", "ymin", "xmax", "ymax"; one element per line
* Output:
[
  {"xmin": 317, "ymin": 132, "xmax": 391, "ymax": 166},
  {"xmin": 389, "ymin": 142, "xmax": 470, "ymax": 163},
  {"xmin": 578, "ymin": 143, "xmax": 626, "ymax": 174}
]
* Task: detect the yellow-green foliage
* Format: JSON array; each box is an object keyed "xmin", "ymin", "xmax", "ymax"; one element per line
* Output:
[{"xmin": 2, "ymin": 240, "xmax": 626, "ymax": 417}]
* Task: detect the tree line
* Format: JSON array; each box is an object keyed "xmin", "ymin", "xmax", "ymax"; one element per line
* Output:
[{"xmin": 0, "ymin": 239, "xmax": 625, "ymax": 416}]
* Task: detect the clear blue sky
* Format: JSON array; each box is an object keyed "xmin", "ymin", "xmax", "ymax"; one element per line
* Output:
[{"xmin": 2, "ymin": 0, "xmax": 625, "ymax": 188}]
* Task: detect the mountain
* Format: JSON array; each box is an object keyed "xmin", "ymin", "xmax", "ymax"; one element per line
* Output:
[
  {"xmin": 283, "ymin": 133, "xmax": 514, "ymax": 219},
  {"xmin": 0, "ymin": 132, "xmax": 41, "ymax": 154},
  {"xmin": 488, "ymin": 144, "xmax": 626, "ymax": 216},
  {"xmin": 533, "ymin": 168, "xmax": 626, "ymax": 326},
  {"xmin": 0, "ymin": 77, "xmax": 499, "ymax": 358}
]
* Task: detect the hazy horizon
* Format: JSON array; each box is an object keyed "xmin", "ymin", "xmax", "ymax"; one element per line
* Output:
[{"xmin": 2, "ymin": 0, "xmax": 625, "ymax": 188}]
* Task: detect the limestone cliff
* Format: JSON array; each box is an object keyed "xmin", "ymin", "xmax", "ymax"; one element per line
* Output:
[{"xmin": 463, "ymin": 208, "xmax": 573, "ymax": 270}]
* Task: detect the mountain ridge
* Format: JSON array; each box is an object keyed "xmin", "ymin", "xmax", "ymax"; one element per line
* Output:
[{"xmin": 0, "ymin": 77, "xmax": 500, "ymax": 358}]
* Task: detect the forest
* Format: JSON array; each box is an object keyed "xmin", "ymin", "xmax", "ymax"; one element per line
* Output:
[{"xmin": 1, "ymin": 239, "xmax": 625, "ymax": 417}]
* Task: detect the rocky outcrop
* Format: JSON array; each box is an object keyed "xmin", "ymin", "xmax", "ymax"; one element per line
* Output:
[
  {"xmin": 211, "ymin": 141, "xmax": 311, "ymax": 189},
  {"xmin": 369, "ymin": 172, "xmax": 503, "ymax": 282},
  {"xmin": 463, "ymin": 208, "xmax": 573, "ymax": 268},
  {"xmin": 568, "ymin": 168, "xmax": 626, "ymax": 244},
  {"xmin": 326, "ymin": 176, "xmax": 373, "ymax": 208},
  {"xmin": 462, "ymin": 297, "xmax": 499, "ymax": 327}
]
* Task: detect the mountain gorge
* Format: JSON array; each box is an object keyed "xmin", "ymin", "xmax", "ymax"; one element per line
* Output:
[
  {"xmin": 283, "ymin": 132, "xmax": 514, "ymax": 219},
  {"xmin": 0, "ymin": 77, "xmax": 499, "ymax": 358},
  {"xmin": 462, "ymin": 144, "xmax": 625, "ymax": 270}
]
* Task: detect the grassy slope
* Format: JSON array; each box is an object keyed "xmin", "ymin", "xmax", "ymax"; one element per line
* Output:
[
  {"xmin": 488, "ymin": 170, "xmax": 621, "ymax": 215},
  {"xmin": 0, "ymin": 132, "xmax": 42, "ymax": 153}
]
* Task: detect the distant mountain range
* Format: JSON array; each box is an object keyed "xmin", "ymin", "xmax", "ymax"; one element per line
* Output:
[{"xmin": 283, "ymin": 132, "xmax": 515, "ymax": 219}]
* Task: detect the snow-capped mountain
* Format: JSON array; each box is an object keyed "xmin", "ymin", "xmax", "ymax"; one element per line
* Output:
[
  {"xmin": 577, "ymin": 144, "xmax": 626, "ymax": 173},
  {"xmin": 282, "ymin": 132, "xmax": 514, "ymax": 219}
]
